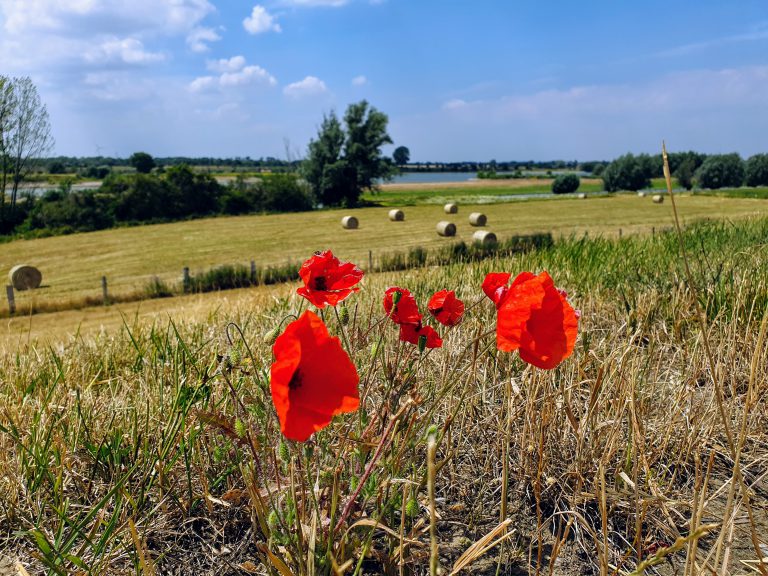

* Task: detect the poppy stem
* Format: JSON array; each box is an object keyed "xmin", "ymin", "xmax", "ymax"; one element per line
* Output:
[
  {"xmin": 334, "ymin": 399, "xmax": 412, "ymax": 535},
  {"xmin": 333, "ymin": 306, "xmax": 353, "ymax": 353}
]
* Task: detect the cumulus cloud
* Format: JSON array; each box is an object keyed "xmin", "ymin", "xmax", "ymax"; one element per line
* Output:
[
  {"xmin": 243, "ymin": 5, "xmax": 281, "ymax": 34},
  {"xmin": 442, "ymin": 98, "xmax": 467, "ymax": 110},
  {"xmin": 351, "ymin": 75, "xmax": 367, "ymax": 86},
  {"xmin": 84, "ymin": 37, "xmax": 166, "ymax": 65},
  {"xmin": 207, "ymin": 55, "xmax": 247, "ymax": 73},
  {"xmin": 189, "ymin": 57, "xmax": 276, "ymax": 92},
  {"xmin": 186, "ymin": 26, "xmax": 221, "ymax": 52},
  {"xmin": 283, "ymin": 76, "xmax": 328, "ymax": 98},
  {"xmin": 0, "ymin": 0, "xmax": 215, "ymax": 73}
]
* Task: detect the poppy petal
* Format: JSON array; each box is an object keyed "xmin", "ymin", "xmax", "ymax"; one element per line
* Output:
[
  {"xmin": 383, "ymin": 287, "xmax": 422, "ymax": 325},
  {"xmin": 482, "ymin": 272, "xmax": 512, "ymax": 306},
  {"xmin": 428, "ymin": 289, "xmax": 465, "ymax": 327},
  {"xmin": 399, "ymin": 323, "xmax": 443, "ymax": 348},
  {"xmin": 270, "ymin": 310, "xmax": 359, "ymax": 441}
]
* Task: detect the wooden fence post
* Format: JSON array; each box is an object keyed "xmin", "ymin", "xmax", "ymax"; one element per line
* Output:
[
  {"xmin": 368, "ymin": 250, "xmax": 373, "ymax": 272},
  {"xmin": 250, "ymin": 260, "xmax": 256, "ymax": 283},
  {"xmin": 183, "ymin": 267, "xmax": 190, "ymax": 293},
  {"xmin": 102, "ymin": 276, "xmax": 108, "ymax": 304},
  {"xmin": 6, "ymin": 285, "xmax": 15, "ymax": 315}
]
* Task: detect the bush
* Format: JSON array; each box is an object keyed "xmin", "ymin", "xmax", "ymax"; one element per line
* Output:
[
  {"xmin": 602, "ymin": 153, "xmax": 651, "ymax": 192},
  {"xmin": 745, "ymin": 154, "xmax": 768, "ymax": 187},
  {"xmin": 551, "ymin": 173, "xmax": 580, "ymax": 194},
  {"xmin": 695, "ymin": 153, "xmax": 744, "ymax": 189}
]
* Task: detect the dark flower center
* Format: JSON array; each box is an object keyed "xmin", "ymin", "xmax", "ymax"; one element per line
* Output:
[
  {"xmin": 289, "ymin": 369, "xmax": 303, "ymax": 390},
  {"xmin": 314, "ymin": 276, "xmax": 327, "ymax": 291}
]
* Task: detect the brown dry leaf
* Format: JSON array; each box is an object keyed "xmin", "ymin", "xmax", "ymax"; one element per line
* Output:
[{"xmin": 238, "ymin": 561, "xmax": 261, "ymax": 573}]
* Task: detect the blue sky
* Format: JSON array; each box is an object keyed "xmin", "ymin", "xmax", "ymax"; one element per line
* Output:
[{"xmin": 1, "ymin": 0, "xmax": 767, "ymax": 161}]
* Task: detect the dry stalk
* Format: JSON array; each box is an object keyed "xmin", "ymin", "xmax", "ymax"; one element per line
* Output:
[{"xmin": 428, "ymin": 431, "xmax": 439, "ymax": 576}]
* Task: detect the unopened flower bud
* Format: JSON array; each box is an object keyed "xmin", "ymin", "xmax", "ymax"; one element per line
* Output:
[
  {"xmin": 371, "ymin": 341, "xmax": 380, "ymax": 358},
  {"xmin": 278, "ymin": 441, "xmax": 290, "ymax": 462},
  {"xmin": 263, "ymin": 327, "xmax": 280, "ymax": 346},
  {"xmin": 391, "ymin": 290, "xmax": 402, "ymax": 306},
  {"xmin": 339, "ymin": 303, "xmax": 350, "ymax": 325},
  {"xmin": 235, "ymin": 418, "xmax": 246, "ymax": 438},
  {"xmin": 406, "ymin": 497, "xmax": 419, "ymax": 517},
  {"xmin": 418, "ymin": 334, "xmax": 427, "ymax": 354}
]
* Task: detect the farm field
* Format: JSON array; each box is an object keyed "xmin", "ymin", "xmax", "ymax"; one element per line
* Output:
[
  {"xmin": 1, "ymin": 216, "xmax": 767, "ymax": 574},
  {"xmin": 2, "ymin": 194, "xmax": 766, "ymax": 314}
]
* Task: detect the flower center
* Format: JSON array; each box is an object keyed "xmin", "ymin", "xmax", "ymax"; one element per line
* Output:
[
  {"xmin": 289, "ymin": 369, "xmax": 303, "ymax": 390},
  {"xmin": 314, "ymin": 276, "xmax": 327, "ymax": 291}
]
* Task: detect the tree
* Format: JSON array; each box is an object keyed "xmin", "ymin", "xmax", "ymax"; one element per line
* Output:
[
  {"xmin": 601, "ymin": 153, "xmax": 651, "ymax": 192},
  {"xmin": 393, "ymin": 145, "xmax": 410, "ymax": 166},
  {"xmin": 551, "ymin": 173, "xmax": 580, "ymax": 194},
  {"xmin": 303, "ymin": 101, "xmax": 395, "ymax": 207},
  {"xmin": 674, "ymin": 157, "xmax": 696, "ymax": 190},
  {"xmin": 0, "ymin": 76, "xmax": 54, "ymax": 224},
  {"xmin": 130, "ymin": 151, "xmax": 156, "ymax": 174},
  {"xmin": 695, "ymin": 154, "xmax": 744, "ymax": 189},
  {"xmin": 745, "ymin": 154, "xmax": 768, "ymax": 187}
]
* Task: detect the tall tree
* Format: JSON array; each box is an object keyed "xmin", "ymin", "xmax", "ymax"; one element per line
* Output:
[
  {"xmin": 0, "ymin": 76, "xmax": 54, "ymax": 221},
  {"xmin": 130, "ymin": 151, "xmax": 156, "ymax": 174},
  {"xmin": 393, "ymin": 145, "xmax": 410, "ymax": 166},
  {"xmin": 303, "ymin": 101, "xmax": 395, "ymax": 207}
]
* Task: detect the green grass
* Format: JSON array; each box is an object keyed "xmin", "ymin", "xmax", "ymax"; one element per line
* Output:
[
  {"xmin": 2, "ymin": 193, "xmax": 766, "ymax": 315},
  {"xmin": 1, "ymin": 217, "xmax": 766, "ymax": 573}
]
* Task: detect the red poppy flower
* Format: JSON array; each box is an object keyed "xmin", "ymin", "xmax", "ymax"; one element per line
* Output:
[
  {"xmin": 383, "ymin": 287, "xmax": 422, "ymax": 325},
  {"xmin": 270, "ymin": 310, "xmax": 360, "ymax": 441},
  {"xmin": 428, "ymin": 290, "xmax": 465, "ymax": 327},
  {"xmin": 482, "ymin": 272, "xmax": 513, "ymax": 308},
  {"xmin": 297, "ymin": 250, "xmax": 364, "ymax": 308},
  {"xmin": 486, "ymin": 271, "xmax": 579, "ymax": 370},
  {"xmin": 399, "ymin": 322, "xmax": 443, "ymax": 349}
]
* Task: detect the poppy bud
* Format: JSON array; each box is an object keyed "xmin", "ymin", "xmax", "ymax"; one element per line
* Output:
[
  {"xmin": 426, "ymin": 424, "xmax": 438, "ymax": 439},
  {"xmin": 235, "ymin": 418, "xmax": 246, "ymax": 438},
  {"xmin": 339, "ymin": 303, "xmax": 350, "ymax": 325},
  {"xmin": 263, "ymin": 326, "xmax": 280, "ymax": 345},
  {"xmin": 278, "ymin": 441, "xmax": 290, "ymax": 462},
  {"xmin": 371, "ymin": 341, "xmax": 380, "ymax": 358},
  {"xmin": 406, "ymin": 497, "xmax": 419, "ymax": 517},
  {"xmin": 229, "ymin": 347, "xmax": 241, "ymax": 365},
  {"xmin": 267, "ymin": 510, "xmax": 279, "ymax": 528},
  {"xmin": 418, "ymin": 334, "xmax": 427, "ymax": 353},
  {"xmin": 391, "ymin": 290, "xmax": 402, "ymax": 306}
]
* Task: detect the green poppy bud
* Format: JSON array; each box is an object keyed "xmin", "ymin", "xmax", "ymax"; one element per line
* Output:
[
  {"xmin": 406, "ymin": 497, "xmax": 419, "ymax": 517},
  {"xmin": 339, "ymin": 303, "xmax": 350, "ymax": 325},
  {"xmin": 278, "ymin": 441, "xmax": 290, "ymax": 462},
  {"xmin": 263, "ymin": 327, "xmax": 280, "ymax": 346},
  {"xmin": 235, "ymin": 418, "xmax": 247, "ymax": 438},
  {"xmin": 418, "ymin": 334, "xmax": 427, "ymax": 354}
]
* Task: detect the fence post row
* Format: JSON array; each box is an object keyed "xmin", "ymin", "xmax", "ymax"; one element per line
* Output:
[{"xmin": 6, "ymin": 285, "xmax": 15, "ymax": 315}]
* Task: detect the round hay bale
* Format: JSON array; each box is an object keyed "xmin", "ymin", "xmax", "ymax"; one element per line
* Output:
[
  {"xmin": 472, "ymin": 230, "xmax": 497, "ymax": 246},
  {"xmin": 436, "ymin": 221, "xmax": 456, "ymax": 237},
  {"xmin": 341, "ymin": 215, "xmax": 359, "ymax": 229},
  {"xmin": 9, "ymin": 265, "xmax": 42, "ymax": 291},
  {"xmin": 637, "ymin": 191, "xmax": 646, "ymax": 198},
  {"xmin": 444, "ymin": 203, "xmax": 458, "ymax": 214},
  {"xmin": 577, "ymin": 193, "xmax": 587, "ymax": 199},
  {"xmin": 388, "ymin": 209, "xmax": 405, "ymax": 222},
  {"xmin": 468, "ymin": 212, "xmax": 487, "ymax": 226},
  {"xmin": 652, "ymin": 194, "xmax": 664, "ymax": 204}
]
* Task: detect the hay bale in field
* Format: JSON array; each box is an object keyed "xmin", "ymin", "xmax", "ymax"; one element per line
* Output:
[
  {"xmin": 472, "ymin": 230, "xmax": 497, "ymax": 246},
  {"xmin": 652, "ymin": 194, "xmax": 664, "ymax": 204},
  {"xmin": 9, "ymin": 265, "xmax": 42, "ymax": 291},
  {"xmin": 436, "ymin": 221, "xmax": 456, "ymax": 237},
  {"xmin": 388, "ymin": 209, "xmax": 405, "ymax": 221},
  {"xmin": 444, "ymin": 203, "xmax": 458, "ymax": 214},
  {"xmin": 577, "ymin": 193, "xmax": 587, "ymax": 199},
  {"xmin": 341, "ymin": 215, "xmax": 359, "ymax": 229},
  {"xmin": 637, "ymin": 191, "xmax": 646, "ymax": 197},
  {"xmin": 468, "ymin": 212, "xmax": 487, "ymax": 226}
]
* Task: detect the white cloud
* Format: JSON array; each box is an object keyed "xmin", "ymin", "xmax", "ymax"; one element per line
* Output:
[
  {"xmin": 207, "ymin": 55, "xmax": 246, "ymax": 73},
  {"xmin": 243, "ymin": 5, "xmax": 281, "ymax": 34},
  {"xmin": 189, "ymin": 58, "xmax": 276, "ymax": 92},
  {"xmin": 221, "ymin": 65, "xmax": 277, "ymax": 87},
  {"xmin": 186, "ymin": 26, "xmax": 221, "ymax": 53},
  {"xmin": 351, "ymin": 75, "xmax": 367, "ymax": 86},
  {"xmin": 84, "ymin": 37, "xmax": 166, "ymax": 65},
  {"xmin": 442, "ymin": 98, "xmax": 467, "ymax": 110},
  {"xmin": 283, "ymin": 76, "xmax": 328, "ymax": 98},
  {"xmin": 279, "ymin": 0, "xmax": 349, "ymax": 6}
]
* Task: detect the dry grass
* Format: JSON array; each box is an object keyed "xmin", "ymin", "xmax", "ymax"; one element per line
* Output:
[
  {"xmin": 1, "ymin": 216, "xmax": 767, "ymax": 574},
  {"xmin": 378, "ymin": 177, "xmax": 602, "ymax": 191},
  {"xmin": 1, "ymin": 194, "xmax": 765, "ymax": 314}
]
